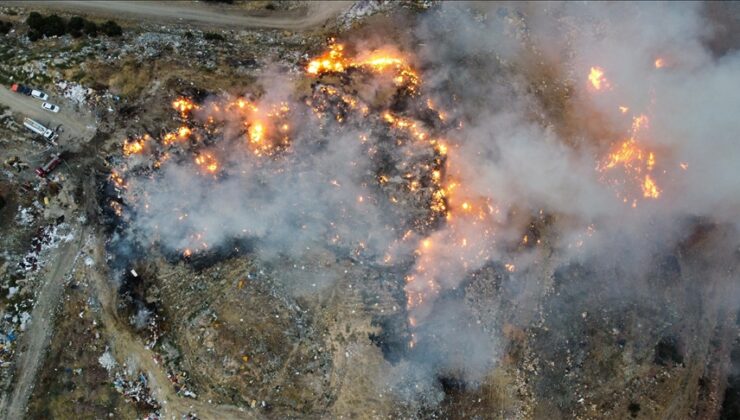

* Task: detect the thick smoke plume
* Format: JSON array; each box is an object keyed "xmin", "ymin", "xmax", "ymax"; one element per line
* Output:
[{"xmin": 111, "ymin": 1, "xmax": 740, "ymax": 407}]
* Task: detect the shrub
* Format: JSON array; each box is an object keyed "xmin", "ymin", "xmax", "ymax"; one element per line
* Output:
[
  {"xmin": 27, "ymin": 30, "xmax": 40, "ymax": 42},
  {"xmin": 83, "ymin": 20, "xmax": 98, "ymax": 37},
  {"xmin": 26, "ymin": 11, "xmax": 43, "ymax": 30},
  {"xmin": 0, "ymin": 20, "xmax": 12, "ymax": 35},
  {"xmin": 100, "ymin": 20, "xmax": 122, "ymax": 37},
  {"xmin": 67, "ymin": 16, "xmax": 85, "ymax": 37},
  {"xmin": 43, "ymin": 14, "xmax": 66, "ymax": 37},
  {"xmin": 204, "ymin": 32, "xmax": 225, "ymax": 42},
  {"xmin": 25, "ymin": 12, "xmax": 122, "ymax": 41}
]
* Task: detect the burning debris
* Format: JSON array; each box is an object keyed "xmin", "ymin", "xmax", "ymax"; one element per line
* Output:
[
  {"xmin": 108, "ymin": 22, "xmax": 709, "ymax": 377},
  {"xmin": 77, "ymin": 2, "xmax": 740, "ymax": 417}
]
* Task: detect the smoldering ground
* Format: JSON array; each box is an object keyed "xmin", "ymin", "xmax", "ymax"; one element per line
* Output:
[{"xmin": 111, "ymin": 1, "xmax": 740, "ymax": 410}]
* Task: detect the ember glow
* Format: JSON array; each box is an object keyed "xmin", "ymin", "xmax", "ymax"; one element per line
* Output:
[
  {"xmin": 592, "ymin": 66, "xmax": 664, "ymax": 205},
  {"xmin": 172, "ymin": 97, "xmax": 197, "ymax": 117},
  {"xmin": 123, "ymin": 136, "xmax": 148, "ymax": 156},
  {"xmin": 588, "ymin": 66, "xmax": 609, "ymax": 90},
  {"xmin": 194, "ymin": 152, "xmax": 218, "ymax": 174},
  {"xmin": 307, "ymin": 39, "xmax": 420, "ymax": 92}
]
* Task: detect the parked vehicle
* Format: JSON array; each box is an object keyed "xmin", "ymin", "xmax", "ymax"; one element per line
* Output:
[
  {"xmin": 31, "ymin": 90, "xmax": 49, "ymax": 101},
  {"xmin": 10, "ymin": 83, "xmax": 32, "ymax": 95},
  {"xmin": 23, "ymin": 117, "xmax": 56, "ymax": 141},
  {"xmin": 35, "ymin": 154, "xmax": 62, "ymax": 178},
  {"xmin": 41, "ymin": 102, "xmax": 60, "ymax": 113}
]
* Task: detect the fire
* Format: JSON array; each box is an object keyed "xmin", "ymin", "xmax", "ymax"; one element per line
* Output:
[
  {"xmin": 654, "ymin": 58, "xmax": 665, "ymax": 68},
  {"xmin": 307, "ymin": 39, "xmax": 419, "ymax": 91},
  {"xmin": 109, "ymin": 200, "xmax": 123, "ymax": 217},
  {"xmin": 110, "ymin": 170, "xmax": 126, "ymax": 189},
  {"xmin": 195, "ymin": 153, "xmax": 218, "ymax": 173},
  {"xmin": 435, "ymin": 142, "xmax": 448, "ymax": 155},
  {"xmin": 598, "ymin": 111, "xmax": 661, "ymax": 202},
  {"xmin": 163, "ymin": 132, "xmax": 177, "ymax": 145},
  {"xmin": 603, "ymin": 139, "xmax": 644, "ymax": 170},
  {"xmin": 306, "ymin": 41, "xmax": 346, "ymax": 74},
  {"xmin": 642, "ymin": 175, "xmax": 660, "ymax": 198},
  {"xmin": 172, "ymin": 97, "xmax": 197, "ymax": 117},
  {"xmin": 123, "ymin": 136, "xmax": 148, "ymax": 156},
  {"xmin": 588, "ymin": 66, "xmax": 609, "ymax": 90},
  {"xmin": 248, "ymin": 122, "xmax": 265, "ymax": 144},
  {"xmin": 119, "ymin": 40, "xmax": 469, "ymax": 348}
]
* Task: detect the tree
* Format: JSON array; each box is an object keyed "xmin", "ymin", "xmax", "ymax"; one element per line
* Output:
[
  {"xmin": 26, "ymin": 11, "xmax": 43, "ymax": 31},
  {"xmin": 83, "ymin": 20, "xmax": 98, "ymax": 37},
  {"xmin": 42, "ymin": 14, "xmax": 66, "ymax": 37},
  {"xmin": 27, "ymin": 30, "xmax": 40, "ymax": 42},
  {"xmin": 0, "ymin": 20, "xmax": 12, "ymax": 35},
  {"xmin": 100, "ymin": 20, "xmax": 122, "ymax": 37},
  {"xmin": 67, "ymin": 16, "xmax": 85, "ymax": 37}
]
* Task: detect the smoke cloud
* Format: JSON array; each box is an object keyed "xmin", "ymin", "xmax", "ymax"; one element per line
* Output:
[{"xmin": 112, "ymin": 1, "xmax": 740, "ymax": 408}]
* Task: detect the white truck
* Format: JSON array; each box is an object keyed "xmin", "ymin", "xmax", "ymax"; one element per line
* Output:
[{"xmin": 23, "ymin": 117, "xmax": 56, "ymax": 141}]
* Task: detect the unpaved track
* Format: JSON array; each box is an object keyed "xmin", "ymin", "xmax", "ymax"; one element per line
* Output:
[
  {"xmin": 3, "ymin": 1, "xmax": 353, "ymax": 30},
  {"xmin": 0, "ymin": 227, "xmax": 84, "ymax": 420},
  {"xmin": 0, "ymin": 86, "xmax": 96, "ymax": 145}
]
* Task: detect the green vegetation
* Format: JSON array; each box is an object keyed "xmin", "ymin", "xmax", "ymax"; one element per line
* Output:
[
  {"xmin": 0, "ymin": 20, "xmax": 12, "ymax": 35},
  {"xmin": 204, "ymin": 32, "xmax": 225, "ymax": 42},
  {"xmin": 25, "ymin": 12, "xmax": 122, "ymax": 41},
  {"xmin": 100, "ymin": 20, "xmax": 122, "ymax": 37}
]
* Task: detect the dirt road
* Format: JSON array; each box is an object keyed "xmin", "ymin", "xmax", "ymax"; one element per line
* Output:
[
  {"xmin": 0, "ymin": 227, "xmax": 84, "ymax": 420},
  {"xmin": 5, "ymin": 1, "xmax": 353, "ymax": 31},
  {"xmin": 0, "ymin": 85, "xmax": 96, "ymax": 146}
]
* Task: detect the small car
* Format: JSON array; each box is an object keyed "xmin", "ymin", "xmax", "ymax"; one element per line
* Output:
[
  {"xmin": 31, "ymin": 90, "xmax": 49, "ymax": 101},
  {"xmin": 41, "ymin": 102, "xmax": 59, "ymax": 113}
]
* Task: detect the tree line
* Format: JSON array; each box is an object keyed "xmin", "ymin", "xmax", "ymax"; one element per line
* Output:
[{"xmin": 26, "ymin": 12, "xmax": 122, "ymax": 41}]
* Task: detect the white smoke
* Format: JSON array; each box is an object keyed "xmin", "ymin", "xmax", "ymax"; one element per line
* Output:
[{"xmin": 114, "ymin": 1, "xmax": 740, "ymax": 409}]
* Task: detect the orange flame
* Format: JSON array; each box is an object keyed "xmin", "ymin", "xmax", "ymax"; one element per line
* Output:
[
  {"xmin": 123, "ymin": 136, "xmax": 148, "ymax": 156},
  {"xmin": 172, "ymin": 97, "xmax": 197, "ymax": 117},
  {"xmin": 588, "ymin": 66, "xmax": 609, "ymax": 90},
  {"xmin": 642, "ymin": 175, "xmax": 660, "ymax": 198},
  {"xmin": 195, "ymin": 153, "xmax": 218, "ymax": 173}
]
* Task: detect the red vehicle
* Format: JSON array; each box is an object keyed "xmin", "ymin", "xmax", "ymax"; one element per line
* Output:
[
  {"xmin": 35, "ymin": 154, "xmax": 62, "ymax": 178},
  {"xmin": 11, "ymin": 83, "xmax": 32, "ymax": 95}
]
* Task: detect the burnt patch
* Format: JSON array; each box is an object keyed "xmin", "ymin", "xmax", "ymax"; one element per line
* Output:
[
  {"xmin": 654, "ymin": 336, "xmax": 684, "ymax": 366},
  {"xmin": 628, "ymin": 402, "xmax": 641, "ymax": 417},
  {"xmin": 369, "ymin": 314, "xmax": 411, "ymax": 364},
  {"xmin": 438, "ymin": 374, "xmax": 467, "ymax": 394}
]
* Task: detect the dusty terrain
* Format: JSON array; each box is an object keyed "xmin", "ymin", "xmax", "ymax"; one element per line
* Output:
[{"xmin": 0, "ymin": 1, "xmax": 738, "ymax": 420}]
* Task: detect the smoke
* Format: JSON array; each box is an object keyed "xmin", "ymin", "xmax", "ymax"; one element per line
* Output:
[
  {"xmin": 397, "ymin": 0, "xmax": 740, "ymax": 405},
  {"xmin": 112, "ymin": 1, "xmax": 740, "ymax": 410},
  {"xmin": 121, "ymin": 75, "xmax": 403, "ymax": 262}
]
